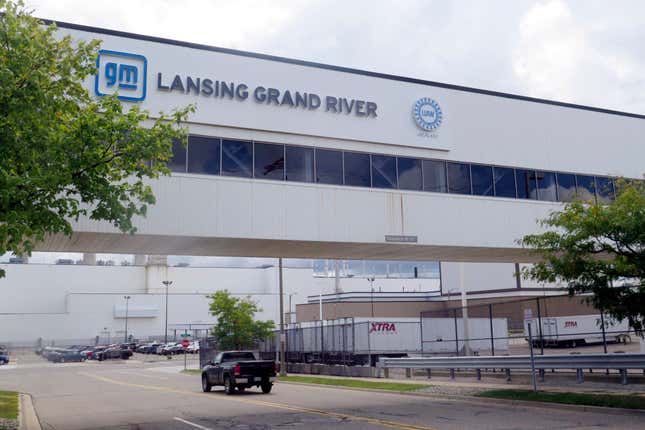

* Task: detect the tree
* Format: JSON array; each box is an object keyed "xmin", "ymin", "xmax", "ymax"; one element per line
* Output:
[
  {"xmin": 207, "ymin": 290, "xmax": 276, "ymax": 350},
  {"xmin": 521, "ymin": 180, "xmax": 645, "ymax": 333},
  {"xmin": 0, "ymin": 0, "xmax": 193, "ymax": 277}
]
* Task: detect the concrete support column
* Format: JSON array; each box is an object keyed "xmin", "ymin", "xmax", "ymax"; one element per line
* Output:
[
  {"xmin": 145, "ymin": 255, "xmax": 169, "ymax": 293},
  {"xmin": 82, "ymin": 253, "xmax": 96, "ymax": 265}
]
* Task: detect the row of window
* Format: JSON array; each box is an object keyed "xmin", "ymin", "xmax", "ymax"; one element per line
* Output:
[{"xmin": 169, "ymin": 135, "xmax": 618, "ymax": 203}]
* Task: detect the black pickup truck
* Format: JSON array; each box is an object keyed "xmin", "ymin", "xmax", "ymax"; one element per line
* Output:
[{"xmin": 201, "ymin": 351, "xmax": 277, "ymax": 394}]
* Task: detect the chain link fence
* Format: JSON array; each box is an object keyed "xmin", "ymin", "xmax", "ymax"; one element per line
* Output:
[{"xmin": 421, "ymin": 295, "xmax": 637, "ymax": 357}]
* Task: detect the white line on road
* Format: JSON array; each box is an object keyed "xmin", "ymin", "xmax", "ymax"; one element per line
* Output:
[{"xmin": 174, "ymin": 417, "xmax": 213, "ymax": 430}]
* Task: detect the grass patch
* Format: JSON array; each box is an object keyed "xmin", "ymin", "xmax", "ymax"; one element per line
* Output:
[
  {"xmin": 278, "ymin": 375, "xmax": 430, "ymax": 392},
  {"xmin": 477, "ymin": 389, "xmax": 645, "ymax": 410},
  {"xmin": 0, "ymin": 390, "xmax": 19, "ymax": 420},
  {"xmin": 181, "ymin": 369, "xmax": 202, "ymax": 375}
]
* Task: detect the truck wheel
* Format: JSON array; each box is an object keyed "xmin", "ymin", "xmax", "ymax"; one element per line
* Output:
[
  {"xmin": 261, "ymin": 382, "xmax": 272, "ymax": 394},
  {"xmin": 201, "ymin": 375, "xmax": 212, "ymax": 392},
  {"xmin": 237, "ymin": 386, "xmax": 245, "ymax": 393},
  {"xmin": 224, "ymin": 376, "xmax": 235, "ymax": 395},
  {"xmin": 60, "ymin": 357, "xmax": 65, "ymax": 363}
]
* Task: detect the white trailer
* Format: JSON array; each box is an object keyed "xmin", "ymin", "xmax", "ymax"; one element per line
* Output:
[
  {"xmin": 421, "ymin": 317, "xmax": 509, "ymax": 354},
  {"xmin": 523, "ymin": 315, "xmax": 632, "ymax": 347}
]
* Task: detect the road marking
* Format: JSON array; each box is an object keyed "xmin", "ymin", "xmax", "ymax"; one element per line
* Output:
[
  {"xmin": 78, "ymin": 372, "xmax": 439, "ymax": 430},
  {"xmin": 174, "ymin": 417, "xmax": 213, "ymax": 430}
]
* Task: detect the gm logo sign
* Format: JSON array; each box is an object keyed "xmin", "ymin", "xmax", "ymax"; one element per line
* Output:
[{"xmin": 95, "ymin": 50, "xmax": 147, "ymax": 102}]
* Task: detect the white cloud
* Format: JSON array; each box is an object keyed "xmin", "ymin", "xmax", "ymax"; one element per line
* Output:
[
  {"xmin": 513, "ymin": 0, "xmax": 645, "ymax": 112},
  {"xmin": 23, "ymin": 0, "xmax": 645, "ymax": 114}
]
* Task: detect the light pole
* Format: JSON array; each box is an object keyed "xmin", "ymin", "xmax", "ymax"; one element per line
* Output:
[
  {"xmin": 123, "ymin": 295, "xmax": 131, "ymax": 343},
  {"xmin": 162, "ymin": 280, "xmax": 173, "ymax": 344},
  {"xmin": 288, "ymin": 292, "xmax": 298, "ymax": 323},
  {"xmin": 367, "ymin": 276, "xmax": 375, "ymax": 318}
]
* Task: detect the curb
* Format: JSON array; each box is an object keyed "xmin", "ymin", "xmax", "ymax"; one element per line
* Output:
[
  {"xmin": 277, "ymin": 381, "xmax": 645, "ymax": 417},
  {"xmin": 19, "ymin": 394, "xmax": 41, "ymax": 430}
]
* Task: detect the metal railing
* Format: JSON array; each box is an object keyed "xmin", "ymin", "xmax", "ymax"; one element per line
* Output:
[{"xmin": 377, "ymin": 353, "xmax": 645, "ymax": 385}]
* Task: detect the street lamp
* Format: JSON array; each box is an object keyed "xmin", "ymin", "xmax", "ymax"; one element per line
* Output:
[
  {"xmin": 162, "ymin": 280, "xmax": 173, "ymax": 344},
  {"xmin": 367, "ymin": 276, "xmax": 375, "ymax": 318},
  {"xmin": 123, "ymin": 295, "xmax": 131, "ymax": 343}
]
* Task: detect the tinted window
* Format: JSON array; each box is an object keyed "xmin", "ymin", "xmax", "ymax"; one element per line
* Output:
[
  {"xmin": 471, "ymin": 164, "xmax": 494, "ymax": 196},
  {"xmin": 536, "ymin": 171, "xmax": 557, "ymax": 201},
  {"xmin": 187, "ymin": 135, "xmax": 220, "ymax": 175},
  {"xmin": 397, "ymin": 157, "xmax": 422, "ymax": 191},
  {"xmin": 222, "ymin": 139, "xmax": 253, "ymax": 178},
  {"xmin": 516, "ymin": 169, "xmax": 537, "ymax": 199},
  {"xmin": 315, "ymin": 149, "xmax": 343, "ymax": 185},
  {"xmin": 285, "ymin": 146, "xmax": 314, "ymax": 182},
  {"xmin": 576, "ymin": 175, "xmax": 595, "ymax": 202},
  {"xmin": 556, "ymin": 173, "xmax": 577, "ymax": 202},
  {"xmin": 169, "ymin": 139, "xmax": 187, "ymax": 172},
  {"xmin": 371, "ymin": 154, "xmax": 397, "ymax": 189},
  {"xmin": 344, "ymin": 152, "xmax": 371, "ymax": 187},
  {"xmin": 447, "ymin": 162, "xmax": 471, "ymax": 195},
  {"xmin": 595, "ymin": 177, "xmax": 614, "ymax": 203},
  {"xmin": 254, "ymin": 142, "xmax": 284, "ymax": 180},
  {"xmin": 493, "ymin": 167, "xmax": 516, "ymax": 198},
  {"xmin": 423, "ymin": 160, "xmax": 447, "ymax": 193}
]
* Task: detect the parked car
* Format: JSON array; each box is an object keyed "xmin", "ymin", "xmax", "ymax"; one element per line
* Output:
[
  {"xmin": 137, "ymin": 343, "xmax": 162, "ymax": 354},
  {"xmin": 95, "ymin": 347, "xmax": 131, "ymax": 361},
  {"xmin": 155, "ymin": 343, "xmax": 176, "ymax": 355},
  {"xmin": 201, "ymin": 351, "xmax": 277, "ymax": 394},
  {"xmin": 187, "ymin": 341, "xmax": 200, "ymax": 354},
  {"xmin": 160, "ymin": 343, "xmax": 185, "ymax": 355},
  {"xmin": 0, "ymin": 352, "xmax": 9, "ymax": 365},
  {"xmin": 81, "ymin": 346, "xmax": 105, "ymax": 360},
  {"xmin": 50, "ymin": 349, "xmax": 86, "ymax": 363}
]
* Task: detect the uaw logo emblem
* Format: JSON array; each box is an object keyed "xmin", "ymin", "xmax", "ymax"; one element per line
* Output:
[
  {"xmin": 413, "ymin": 97, "xmax": 443, "ymax": 131},
  {"xmin": 95, "ymin": 50, "xmax": 147, "ymax": 102}
]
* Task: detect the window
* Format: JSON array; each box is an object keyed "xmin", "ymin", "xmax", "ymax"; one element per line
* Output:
[
  {"xmin": 315, "ymin": 149, "xmax": 343, "ymax": 185},
  {"xmin": 254, "ymin": 142, "xmax": 284, "ymax": 180},
  {"xmin": 343, "ymin": 152, "xmax": 371, "ymax": 187},
  {"xmin": 423, "ymin": 160, "xmax": 447, "ymax": 193},
  {"xmin": 576, "ymin": 175, "xmax": 595, "ymax": 202},
  {"xmin": 222, "ymin": 139, "xmax": 253, "ymax": 178},
  {"xmin": 371, "ymin": 154, "xmax": 397, "ymax": 189},
  {"xmin": 168, "ymin": 139, "xmax": 187, "ymax": 172},
  {"xmin": 516, "ymin": 169, "xmax": 537, "ymax": 199},
  {"xmin": 536, "ymin": 171, "xmax": 557, "ymax": 201},
  {"xmin": 556, "ymin": 173, "xmax": 576, "ymax": 202},
  {"xmin": 471, "ymin": 164, "xmax": 494, "ymax": 196},
  {"xmin": 285, "ymin": 146, "xmax": 314, "ymax": 183},
  {"xmin": 595, "ymin": 177, "xmax": 615, "ymax": 203},
  {"xmin": 447, "ymin": 162, "xmax": 471, "ymax": 194},
  {"xmin": 397, "ymin": 157, "xmax": 422, "ymax": 191},
  {"xmin": 493, "ymin": 167, "xmax": 516, "ymax": 198},
  {"xmin": 187, "ymin": 136, "xmax": 220, "ymax": 175}
]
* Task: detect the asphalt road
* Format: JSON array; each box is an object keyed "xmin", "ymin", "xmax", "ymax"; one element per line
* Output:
[{"xmin": 1, "ymin": 356, "xmax": 644, "ymax": 430}]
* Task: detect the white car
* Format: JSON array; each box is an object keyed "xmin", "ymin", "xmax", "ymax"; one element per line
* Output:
[{"xmin": 186, "ymin": 341, "xmax": 200, "ymax": 354}]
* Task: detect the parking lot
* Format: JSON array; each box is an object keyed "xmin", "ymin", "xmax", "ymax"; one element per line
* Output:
[{"xmin": 1, "ymin": 351, "xmax": 644, "ymax": 429}]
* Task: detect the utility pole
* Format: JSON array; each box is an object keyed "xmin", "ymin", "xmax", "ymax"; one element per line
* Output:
[
  {"xmin": 162, "ymin": 280, "xmax": 173, "ymax": 344},
  {"xmin": 278, "ymin": 258, "xmax": 286, "ymax": 376},
  {"xmin": 367, "ymin": 276, "xmax": 375, "ymax": 318},
  {"xmin": 459, "ymin": 263, "xmax": 471, "ymax": 356},
  {"xmin": 123, "ymin": 295, "xmax": 131, "ymax": 343}
]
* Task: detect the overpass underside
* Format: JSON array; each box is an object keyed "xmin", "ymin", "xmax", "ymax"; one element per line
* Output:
[{"xmin": 36, "ymin": 232, "xmax": 540, "ymax": 263}]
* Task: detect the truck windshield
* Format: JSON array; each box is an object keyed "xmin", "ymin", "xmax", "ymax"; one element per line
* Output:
[{"xmin": 222, "ymin": 352, "xmax": 256, "ymax": 362}]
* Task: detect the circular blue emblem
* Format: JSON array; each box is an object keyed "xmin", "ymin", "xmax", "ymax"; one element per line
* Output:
[{"xmin": 413, "ymin": 98, "xmax": 443, "ymax": 131}]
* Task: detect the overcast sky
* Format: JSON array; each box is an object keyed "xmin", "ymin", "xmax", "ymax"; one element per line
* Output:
[{"xmin": 28, "ymin": 0, "xmax": 645, "ymax": 114}]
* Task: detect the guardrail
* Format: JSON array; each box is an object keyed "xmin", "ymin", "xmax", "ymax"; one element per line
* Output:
[{"xmin": 377, "ymin": 353, "xmax": 645, "ymax": 385}]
